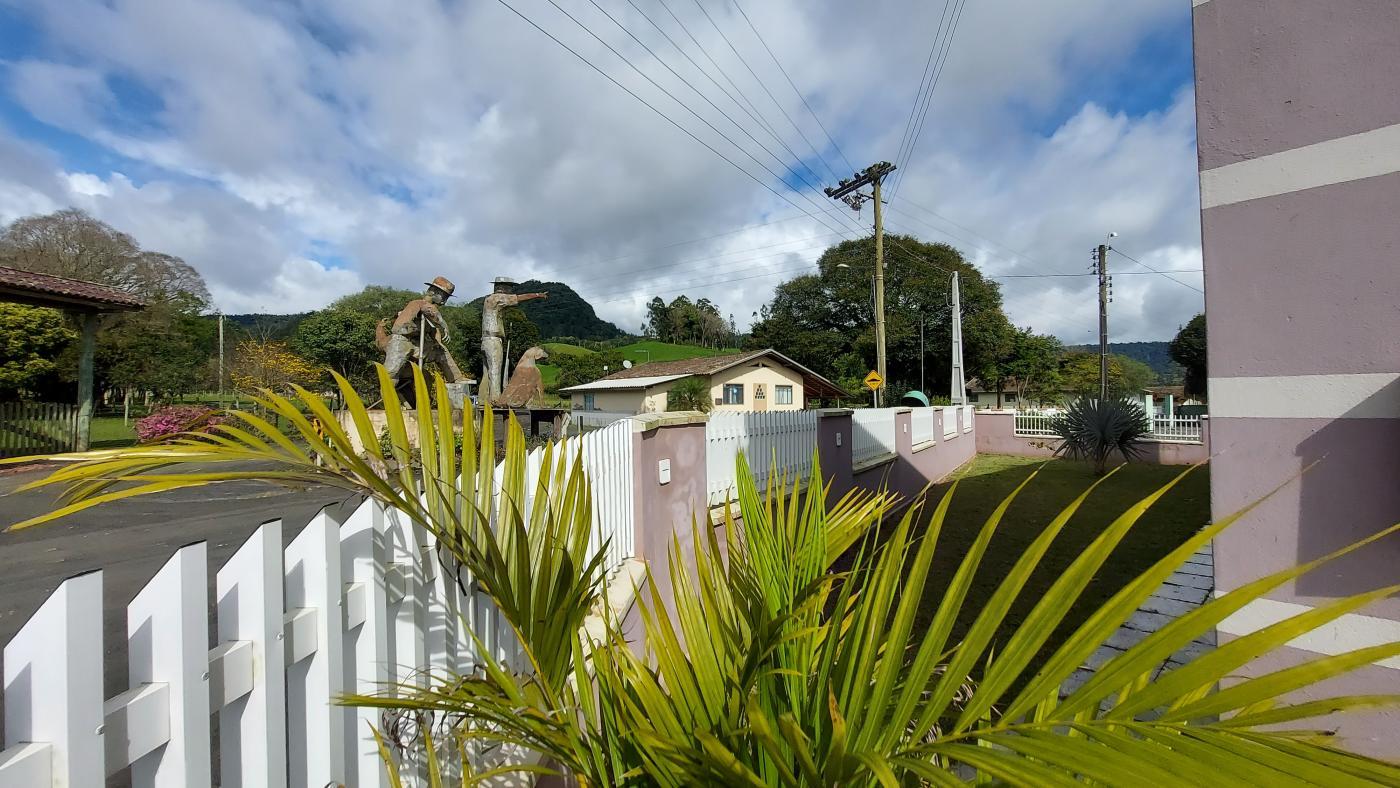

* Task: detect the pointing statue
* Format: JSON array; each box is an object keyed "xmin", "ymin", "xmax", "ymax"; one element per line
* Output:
[
  {"xmin": 481, "ymin": 278, "xmax": 547, "ymax": 401},
  {"xmin": 377, "ymin": 276, "xmax": 473, "ymax": 396}
]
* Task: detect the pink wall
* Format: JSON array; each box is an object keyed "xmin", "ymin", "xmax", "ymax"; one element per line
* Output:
[
  {"xmin": 1194, "ymin": 0, "xmax": 1400, "ymax": 755},
  {"xmin": 973, "ymin": 411, "xmax": 1211, "ymax": 465},
  {"xmin": 850, "ymin": 408, "xmax": 976, "ymax": 507}
]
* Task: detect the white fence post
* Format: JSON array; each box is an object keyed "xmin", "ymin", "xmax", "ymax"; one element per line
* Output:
[
  {"xmin": 341, "ymin": 499, "xmax": 391, "ymax": 788},
  {"xmin": 284, "ymin": 509, "xmax": 347, "ymax": 787},
  {"xmin": 216, "ymin": 522, "xmax": 287, "ymax": 788},
  {"xmin": 125, "ymin": 542, "xmax": 211, "ymax": 787},
  {"xmin": 0, "ymin": 570, "xmax": 104, "ymax": 787}
]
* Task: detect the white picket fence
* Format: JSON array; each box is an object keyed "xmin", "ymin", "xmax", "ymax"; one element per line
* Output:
[
  {"xmin": 851, "ymin": 408, "xmax": 898, "ymax": 465},
  {"xmin": 911, "ymin": 407, "xmax": 937, "ymax": 445},
  {"xmin": 0, "ymin": 419, "xmax": 637, "ymax": 788},
  {"xmin": 1013, "ymin": 411, "xmax": 1059, "ymax": 437},
  {"xmin": 706, "ymin": 410, "xmax": 819, "ymax": 507},
  {"xmin": 564, "ymin": 409, "xmax": 634, "ymax": 435},
  {"xmin": 962, "ymin": 405, "xmax": 974, "ymax": 433},
  {"xmin": 942, "ymin": 406, "xmax": 958, "ymax": 439},
  {"xmin": 1150, "ymin": 415, "xmax": 1203, "ymax": 441}
]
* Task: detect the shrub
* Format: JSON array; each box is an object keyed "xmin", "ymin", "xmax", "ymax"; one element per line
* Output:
[
  {"xmin": 1053, "ymin": 395, "xmax": 1150, "ymax": 474},
  {"xmin": 665, "ymin": 376, "xmax": 712, "ymax": 412},
  {"xmin": 134, "ymin": 405, "xmax": 223, "ymax": 443}
]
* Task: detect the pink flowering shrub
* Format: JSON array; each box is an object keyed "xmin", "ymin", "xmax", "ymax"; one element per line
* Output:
[{"xmin": 135, "ymin": 405, "xmax": 224, "ymax": 443}]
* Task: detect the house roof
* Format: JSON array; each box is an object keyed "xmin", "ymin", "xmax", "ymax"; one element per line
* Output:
[
  {"xmin": 558, "ymin": 373, "xmax": 691, "ymax": 393},
  {"xmin": 0, "ymin": 266, "xmax": 146, "ymax": 312},
  {"xmin": 561, "ymin": 349, "xmax": 847, "ymax": 398}
]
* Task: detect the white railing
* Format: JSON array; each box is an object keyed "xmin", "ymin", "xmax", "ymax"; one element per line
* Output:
[
  {"xmin": 962, "ymin": 405, "xmax": 975, "ymax": 433},
  {"xmin": 1014, "ymin": 411, "xmax": 1059, "ymax": 437},
  {"xmin": 852, "ymin": 408, "xmax": 898, "ymax": 465},
  {"xmin": 0, "ymin": 419, "xmax": 638, "ymax": 787},
  {"xmin": 1150, "ymin": 415, "xmax": 1203, "ymax": 441},
  {"xmin": 706, "ymin": 410, "xmax": 818, "ymax": 507},
  {"xmin": 911, "ymin": 407, "xmax": 937, "ymax": 445},
  {"xmin": 942, "ymin": 406, "xmax": 958, "ymax": 439}
]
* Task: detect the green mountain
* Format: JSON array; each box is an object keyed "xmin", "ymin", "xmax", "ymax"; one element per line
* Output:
[
  {"xmin": 219, "ymin": 313, "xmax": 311, "ymax": 340},
  {"xmin": 466, "ymin": 280, "xmax": 623, "ymax": 341},
  {"xmin": 1066, "ymin": 341, "xmax": 1182, "ymax": 384}
]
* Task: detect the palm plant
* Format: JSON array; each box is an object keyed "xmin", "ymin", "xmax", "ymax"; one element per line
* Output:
[
  {"xmin": 1053, "ymin": 395, "xmax": 1152, "ymax": 475},
  {"xmin": 9, "ymin": 366, "xmax": 1400, "ymax": 785}
]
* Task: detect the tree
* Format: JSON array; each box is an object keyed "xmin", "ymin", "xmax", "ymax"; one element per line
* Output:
[
  {"xmin": 1008, "ymin": 330, "xmax": 1064, "ymax": 406},
  {"xmin": 292, "ymin": 308, "xmax": 379, "ymax": 386},
  {"xmin": 229, "ymin": 339, "xmax": 320, "ymax": 395},
  {"xmin": 0, "ymin": 305, "xmax": 76, "ymax": 396},
  {"xmin": 749, "ymin": 234, "xmax": 1014, "ymax": 397},
  {"xmin": 1170, "ymin": 313, "xmax": 1207, "ymax": 400},
  {"xmin": 1061, "ymin": 352, "xmax": 1155, "ymax": 398},
  {"xmin": 551, "ymin": 350, "xmax": 623, "ymax": 392},
  {"xmin": 665, "ymin": 376, "xmax": 711, "ymax": 412}
]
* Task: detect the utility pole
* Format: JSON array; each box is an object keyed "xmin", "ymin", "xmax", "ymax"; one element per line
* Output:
[
  {"xmin": 919, "ymin": 316, "xmax": 925, "ymax": 394},
  {"xmin": 1095, "ymin": 242, "xmax": 1111, "ymax": 399},
  {"xmin": 217, "ymin": 311, "xmax": 225, "ymax": 395},
  {"xmin": 949, "ymin": 272, "xmax": 966, "ymax": 405},
  {"xmin": 825, "ymin": 161, "xmax": 896, "ymax": 406}
]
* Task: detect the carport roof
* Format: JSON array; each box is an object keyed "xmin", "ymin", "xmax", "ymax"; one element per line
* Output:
[{"xmin": 0, "ymin": 265, "xmax": 146, "ymax": 312}]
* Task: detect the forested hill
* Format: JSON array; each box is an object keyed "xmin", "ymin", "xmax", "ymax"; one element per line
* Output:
[
  {"xmin": 465, "ymin": 280, "xmax": 623, "ymax": 341},
  {"xmin": 221, "ymin": 312, "xmax": 310, "ymax": 339},
  {"xmin": 1067, "ymin": 341, "xmax": 1182, "ymax": 383}
]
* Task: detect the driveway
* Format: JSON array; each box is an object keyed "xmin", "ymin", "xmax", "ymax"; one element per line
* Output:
[{"xmin": 0, "ymin": 463, "xmax": 365, "ymax": 741}]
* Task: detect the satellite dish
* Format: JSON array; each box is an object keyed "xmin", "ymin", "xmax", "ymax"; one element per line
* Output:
[{"xmin": 623, "ymin": 360, "xmax": 633, "ymax": 369}]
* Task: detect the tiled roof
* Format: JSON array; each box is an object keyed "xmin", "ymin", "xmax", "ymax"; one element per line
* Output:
[
  {"xmin": 0, "ymin": 266, "xmax": 146, "ymax": 311},
  {"xmin": 596, "ymin": 349, "xmax": 847, "ymax": 398},
  {"xmin": 558, "ymin": 373, "xmax": 691, "ymax": 393}
]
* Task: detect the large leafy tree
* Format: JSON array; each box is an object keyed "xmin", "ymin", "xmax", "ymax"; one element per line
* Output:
[
  {"xmin": 1062, "ymin": 352, "xmax": 1156, "ymax": 398},
  {"xmin": 0, "ymin": 305, "xmax": 76, "ymax": 396},
  {"xmin": 644, "ymin": 294, "xmax": 734, "ymax": 347},
  {"xmin": 748, "ymin": 234, "xmax": 1014, "ymax": 398},
  {"xmin": 291, "ymin": 307, "xmax": 379, "ymax": 386},
  {"xmin": 1169, "ymin": 314, "xmax": 1207, "ymax": 400}
]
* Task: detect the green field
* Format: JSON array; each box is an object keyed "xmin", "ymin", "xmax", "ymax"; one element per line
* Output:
[
  {"xmin": 616, "ymin": 341, "xmax": 740, "ymax": 364},
  {"xmin": 541, "ymin": 342, "xmax": 597, "ymax": 358},
  {"xmin": 90, "ymin": 417, "xmax": 137, "ymax": 448}
]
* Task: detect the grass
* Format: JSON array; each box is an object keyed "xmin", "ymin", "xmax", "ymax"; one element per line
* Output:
[
  {"xmin": 90, "ymin": 416, "xmax": 137, "ymax": 448},
  {"xmin": 541, "ymin": 342, "xmax": 596, "ymax": 358},
  {"xmin": 617, "ymin": 340, "xmax": 739, "ymax": 364},
  {"xmin": 855, "ymin": 454, "xmax": 1210, "ymax": 684}
]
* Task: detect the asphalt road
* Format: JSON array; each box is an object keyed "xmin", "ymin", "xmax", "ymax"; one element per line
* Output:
[{"xmin": 0, "ymin": 464, "xmax": 365, "ymax": 746}]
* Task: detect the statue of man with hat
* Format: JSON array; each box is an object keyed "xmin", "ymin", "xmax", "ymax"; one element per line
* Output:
[
  {"xmin": 481, "ymin": 277, "xmax": 548, "ymax": 401},
  {"xmin": 379, "ymin": 276, "xmax": 472, "ymax": 389}
]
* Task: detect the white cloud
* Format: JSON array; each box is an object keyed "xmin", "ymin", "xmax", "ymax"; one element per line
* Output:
[{"xmin": 0, "ymin": 0, "xmax": 1202, "ymax": 339}]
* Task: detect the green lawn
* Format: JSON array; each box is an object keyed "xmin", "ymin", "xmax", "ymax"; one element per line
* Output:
[
  {"xmin": 855, "ymin": 454, "xmax": 1210, "ymax": 682},
  {"xmin": 616, "ymin": 340, "xmax": 740, "ymax": 364},
  {"xmin": 90, "ymin": 416, "xmax": 137, "ymax": 448}
]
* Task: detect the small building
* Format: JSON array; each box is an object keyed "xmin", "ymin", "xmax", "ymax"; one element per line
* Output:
[{"xmin": 559, "ymin": 349, "xmax": 846, "ymax": 414}]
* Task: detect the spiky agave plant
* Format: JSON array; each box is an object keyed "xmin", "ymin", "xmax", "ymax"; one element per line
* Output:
[
  {"xmin": 1054, "ymin": 395, "xmax": 1152, "ymax": 475},
  {"xmin": 8, "ymin": 366, "xmax": 1400, "ymax": 785}
]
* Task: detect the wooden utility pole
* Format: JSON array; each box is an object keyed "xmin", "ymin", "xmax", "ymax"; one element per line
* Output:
[
  {"xmin": 826, "ymin": 161, "xmax": 896, "ymax": 405},
  {"xmin": 1096, "ymin": 243, "xmax": 1110, "ymax": 399}
]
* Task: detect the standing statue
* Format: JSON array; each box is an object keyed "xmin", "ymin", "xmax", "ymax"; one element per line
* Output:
[
  {"xmin": 377, "ymin": 277, "xmax": 473, "ymax": 392},
  {"xmin": 481, "ymin": 278, "xmax": 547, "ymax": 401}
]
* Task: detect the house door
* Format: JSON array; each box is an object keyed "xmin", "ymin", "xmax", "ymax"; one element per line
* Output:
[{"xmin": 754, "ymin": 383, "xmax": 768, "ymax": 411}]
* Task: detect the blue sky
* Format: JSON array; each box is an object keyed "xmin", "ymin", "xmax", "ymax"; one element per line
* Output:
[{"xmin": 0, "ymin": 0, "xmax": 1202, "ymax": 340}]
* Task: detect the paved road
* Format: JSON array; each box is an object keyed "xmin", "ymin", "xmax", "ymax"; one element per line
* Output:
[{"xmin": 0, "ymin": 464, "xmax": 365, "ymax": 741}]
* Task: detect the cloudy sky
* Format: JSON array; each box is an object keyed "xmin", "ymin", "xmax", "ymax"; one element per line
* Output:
[{"xmin": 0, "ymin": 0, "xmax": 1203, "ymax": 343}]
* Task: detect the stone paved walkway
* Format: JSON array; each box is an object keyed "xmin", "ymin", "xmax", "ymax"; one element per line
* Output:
[{"xmin": 1061, "ymin": 542, "xmax": 1216, "ymax": 698}]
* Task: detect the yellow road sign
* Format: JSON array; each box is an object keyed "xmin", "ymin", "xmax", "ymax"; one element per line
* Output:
[{"xmin": 863, "ymin": 370, "xmax": 884, "ymax": 391}]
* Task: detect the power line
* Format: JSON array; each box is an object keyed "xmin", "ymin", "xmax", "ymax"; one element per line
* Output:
[
  {"xmin": 493, "ymin": 0, "xmax": 859, "ymax": 240},
  {"xmin": 891, "ymin": 0, "xmax": 953, "ymax": 184},
  {"xmin": 620, "ymin": 0, "xmax": 830, "ymax": 191},
  {"xmin": 688, "ymin": 0, "xmax": 845, "ymax": 183},
  {"xmin": 1111, "ymin": 247, "xmax": 1205, "ymax": 293},
  {"xmin": 729, "ymin": 0, "xmax": 856, "ymax": 174},
  {"xmin": 890, "ymin": 0, "xmax": 968, "ymax": 200},
  {"xmin": 559, "ymin": 232, "xmax": 845, "ymax": 287}
]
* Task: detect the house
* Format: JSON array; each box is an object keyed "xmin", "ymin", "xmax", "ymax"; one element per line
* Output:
[
  {"xmin": 965, "ymin": 379, "xmax": 1068, "ymax": 411},
  {"xmin": 559, "ymin": 349, "xmax": 846, "ymax": 414}
]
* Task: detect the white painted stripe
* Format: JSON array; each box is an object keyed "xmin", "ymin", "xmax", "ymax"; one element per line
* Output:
[
  {"xmin": 1200, "ymin": 122, "xmax": 1400, "ymax": 208},
  {"xmin": 1209, "ymin": 373, "xmax": 1400, "ymax": 419},
  {"xmin": 1218, "ymin": 597, "xmax": 1400, "ymax": 669},
  {"xmin": 1192, "ymin": 0, "xmax": 1212, "ymax": 7}
]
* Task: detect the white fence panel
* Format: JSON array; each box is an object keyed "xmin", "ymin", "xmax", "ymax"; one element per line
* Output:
[
  {"xmin": 941, "ymin": 406, "xmax": 958, "ymax": 439},
  {"xmin": 284, "ymin": 511, "xmax": 346, "ymax": 788},
  {"xmin": 852, "ymin": 408, "xmax": 898, "ymax": 465},
  {"xmin": 706, "ymin": 410, "xmax": 819, "ymax": 507},
  {"xmin": 578, "ymin": 419, "xmax": 637, "ymax": 572},
  {"xmin": 1150, "ymin": 415, "xmax": 1203, "ymax": 441},
  {"xmin": 911, "ymin": 407, "xmax": 936, "ymax": 445},
  {"xmin": 962, "ymin": 405, "xmax": 974, "ymax": 433},
  {"xmin": 340, "ymin": 504, "xmax": 390, "ymax": 788},
  {"xmin": 1014, "ymin": 412, "xmax": 1059, "ymax": 437},
  {"xmin": 565, "ymin": 410, "xmax": 634, "ymax": 435}
]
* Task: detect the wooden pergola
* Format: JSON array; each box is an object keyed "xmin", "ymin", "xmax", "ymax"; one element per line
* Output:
[{"xmin": 0, "ymin": 266, "xmax": 145, "ymax": 451}]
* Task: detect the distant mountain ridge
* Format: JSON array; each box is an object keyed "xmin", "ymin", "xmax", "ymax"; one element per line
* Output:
[
  {"xmin": 1066, "ymin": 341, "xmax": 1182, "ymax": 383},
  {"xmin": 465, "ymin": 280, "xmax": 623, "ymax": 341}
]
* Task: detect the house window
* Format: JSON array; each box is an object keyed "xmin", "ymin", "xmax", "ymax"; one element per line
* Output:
[
  {"xmin": 723, "ymin": 384, "xmax": 744, "ymax": 404},
  {"xmin": 1005, "ymin": 393, "xmax": 1017, "ymax": 403},
  {"xmin": 968, "ymin": 392, "xmax": 979, "ymax": 403},
  {"xmin": 583, "ymin": 394, "xmax": 596, "ymax": 410},
  {"xmin": 775, "ymin": 385, "xmax": 793, "ymax": 405}
]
